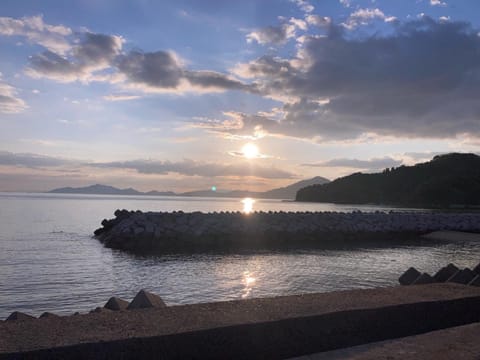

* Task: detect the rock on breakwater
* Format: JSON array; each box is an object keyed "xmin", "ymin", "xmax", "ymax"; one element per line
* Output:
[{"xmin": 94, "ymin": 210, "xmax": 480, "ymax": 253}]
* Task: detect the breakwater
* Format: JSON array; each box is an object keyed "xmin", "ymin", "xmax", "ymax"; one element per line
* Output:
[{"xmin": 94, "ymin": 210, "xmax": 480, "ymax": 252}]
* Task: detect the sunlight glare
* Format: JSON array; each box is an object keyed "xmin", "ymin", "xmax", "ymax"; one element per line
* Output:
[
  {"xmin": 241, "ymin": 197, "xmax": 255, "ymax": 214},
  {"xmin": 241, "ymin": 143, "xmax": 259, "ymax": 159}
]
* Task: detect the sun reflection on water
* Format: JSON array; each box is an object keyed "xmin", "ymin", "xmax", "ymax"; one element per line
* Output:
[
  {"xmin": 241, "ymin": 197, "xmax": 255, "ymax": 214},
  {"xmin": 242, "ymin": 271, "xmax": 256, "ymax": 298}
]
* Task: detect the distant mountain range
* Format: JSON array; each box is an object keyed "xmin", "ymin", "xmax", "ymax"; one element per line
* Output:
[
  {"xmin": 49, "ymin": 184, "xmax": 176, "ymax": 197},
  {"xmin": 48, "ymin": 176, "xmax": 330, "ymax": 200},
  {"xmin": 296, "ymin": 153, "xmax": 480, "ymax": 208}
]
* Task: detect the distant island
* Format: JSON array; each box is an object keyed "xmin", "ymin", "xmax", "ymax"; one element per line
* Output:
[
  {"xmin": 296, "ymin": 153, "xmax": 480, "ymax": 208},
  {"xmin": 48, "ymin": 176, "xmax": 330, "ymax": 200}
]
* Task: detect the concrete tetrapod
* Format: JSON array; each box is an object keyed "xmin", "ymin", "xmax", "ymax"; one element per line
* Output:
[
  {"xmin": 104, "ymin": 297, "xmax": 130, "ymax": 311},
  {"xmin": 39, "ymin": 312, "xmax": 59, "ymax": 319},
  {"xmin": 473, "ymin": 262, "xmax": 480, "ymax": 275},
  {"xmin": 447, "ymin": 268, "xmax": 476, "ymax": 285},
  {"xmin": 399, "ymin": 267, "xmax": 421, "ymax": 285},
  {"xmin": 412, "ymin": 273, "xmax": 435, "ymax": 285},
  {"xmin": 468, "ymin": 275, "xmax": 480, "ymax": 287},
  {"xmin": 127, "ymin": 290, "xmax": 166, "ymax": 310},
  {"xmin": 433, "ymin": 263, "xmax": 459, "ymax": 283},
  {"xmin": 6, "ymin": 312, "xmax": 35, "ymax": 321}
]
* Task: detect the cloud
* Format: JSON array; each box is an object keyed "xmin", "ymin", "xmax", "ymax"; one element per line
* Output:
[
  {"xmin": 430, "ymin": 0, "xmax": 447, "ymax": 6},
  {"xmin": 117, "ymin": 50, "xmax": 253, "ymax": 93},
  {"xmin": 26, "ymin": 34, "xmax": 251, "ymax": 94},
  {"xmin": 0, "ymin": 151, "xmax": 296, "ymax": 181},
  {"xmin": 103, "ymin": 94, "xmax": 141, "ymax": 101},
  {"xmin": 0, "ymin": 77, "xmax": 27, "ymax": 113},
  {"xmin": 228, "ymin": 149, "xmax": 271, "ymax": 159},
  {"xmin": 116, "ymin": 50, "xmax": 183, "ymax": 89},
  {"xmin": 339, "ymin": 0, "xmax": 352, "ymax": 8},
  {"xmin": 183, "ymin": 70, "xmax": 251, "ymax": 92},
  {"xmin": 0, "ymin": 151, "xmax": 76, "ymax": 168},
  {"xmin": 289, "ymin": 18, "xmax": 308, "ymax": 31},
  {"xmin": 0, "ymin": 15, "xmax": 71, "ymax": 54},
  {"xmin": 306, "ymin": 15, "xmax": 331, "ymax": 27},
  {"xmin": 224, "ymin": 17, "xmax": 480, "ymax": 141},
  {"xmin": 292, "ymin": 0, "xmax": 314, "ymax": 14},
  {"xmin": 246, "ymin": 24, "xmax": 296, "ymax": 45},
  {"xmin": 88, "ymin": 159, "xmax": 295, "ymax": 179},
  {"xmin": 302, "ymin": 157, "xmax": 403, "ymax": 170},
  {"xmin": 343, "ymin": 8, "xmax": 397, "ymax": 29},
  {"xmin": 26, "ymin": 32, "xmax": 124, "ymax": 82}
]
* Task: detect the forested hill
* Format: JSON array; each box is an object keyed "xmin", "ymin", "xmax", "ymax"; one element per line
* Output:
[{"xmin": 295, "ymin": 153, "xmax": 480, "ymax": 208}]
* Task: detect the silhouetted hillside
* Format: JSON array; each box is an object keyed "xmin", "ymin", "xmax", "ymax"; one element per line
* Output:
[
  {"xmin": 296, "ymin": 153, "xmax": 480, "ymax": 208},
  {"xmin": 261, "ymin": 176, "xmax": 330, "ymax": 199},
  {"xmin": 182, "ymin": 176, "xmax": 330, "ymax": 199}
]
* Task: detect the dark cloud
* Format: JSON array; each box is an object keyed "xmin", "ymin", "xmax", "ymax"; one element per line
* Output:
[
  {"xmin": 27, "ymin": 35, "xmax": 251, "ymax": 93},
  {"xmin": 89, "ymin": 159, "xmax": 295, "ymax": 179},
  {"xmin": 302, "ymin": 157, "xmax": 403, "ymax": 169},
  {"xmin": 27, "ymin": 32, "xmax": 123, "ymax": 82},
  {"xmin": 0, "ymin": 151, "xmax": 75, "ymax": 168},
  {"xmin": 230, "ymin": 17, "xmax": 480, "ymax": 140},
  {"xmin": 117, "ymin": 51, "xmax": 251, "ymax": 92},
  {"xmin": 116, "ymin": 50, "xmax": 183, "ymax": 88},
  {"xmin": 0, "ymin": 151, "xmax": 295, "ymax": 180},
  {"xmin": 184, "ymin": 70, "xmax": 251, "ymax": 92},
  {"xmin": 73, "ymin": 32, "xmax": 123, "ymax": 64},
  {"xmin": 27, "ymin": 50, "xmax": 79, "ymax": 81}
]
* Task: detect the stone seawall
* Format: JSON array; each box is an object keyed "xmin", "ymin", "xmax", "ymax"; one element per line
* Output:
[
  {"xmin": 2, "ymin": 284, "xmax": 480, "ymax": 359},
  {"xmin": 94, "ymin": 210, "xmax": 480, "ymax": 253}
]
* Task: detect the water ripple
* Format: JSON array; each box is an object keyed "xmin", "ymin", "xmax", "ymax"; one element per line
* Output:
[{"xmin": 1, "ymin": 193, "xmax": 479, "ymax": 318}]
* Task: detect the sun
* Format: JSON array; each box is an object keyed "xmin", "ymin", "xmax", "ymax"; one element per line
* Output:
[{"xmin": 241, "ymin": 143, "xmax": 259, "ymax": 159}]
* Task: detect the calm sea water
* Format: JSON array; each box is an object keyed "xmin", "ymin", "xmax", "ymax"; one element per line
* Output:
[{"xmin": 1, "ymin": 192, "xmax": 479, "ymax": 319}]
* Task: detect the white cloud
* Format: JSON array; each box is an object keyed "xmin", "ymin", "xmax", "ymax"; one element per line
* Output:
[
  {"xmin": 0, "ymin": 15, "xmax": 72, "ymax": 54},
  {"xmin": 103, "ymin": 94, "xmax": 141, "ymax": 101},
  {"xmin": 292, "ymin": 0, "xmax": 314, "ymax": 14},
  {"xmin": 246, "ymin": 23, "xmax": 296, "ymax": 45},
  {"xmin": 343, "ymin": 8, "xmax": 396, "ymax": 29},
  {"xmin": 289, "ymin": 17, "xmax": 308, "ymax": 31},
  {"xmin": 430, "ymin": 0, "xmax": 447, "ymax": 6},
  {"xmin": 306, "ymin": 15, "xmax": 331, "ymax": 27}
]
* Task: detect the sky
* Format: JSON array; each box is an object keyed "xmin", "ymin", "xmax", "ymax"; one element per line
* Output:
[{"xmin": 1, "ymin": 0, "xmax": 480, "ymax": 192}]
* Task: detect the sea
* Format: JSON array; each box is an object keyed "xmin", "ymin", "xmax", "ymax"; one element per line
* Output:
[{"xmin": 1, "ymin": 192, "xmax": 479, "ymax": 319}]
